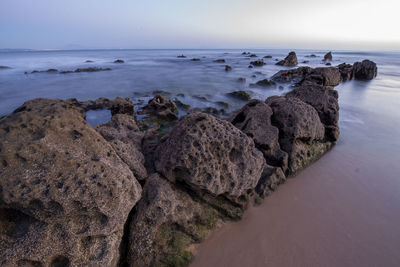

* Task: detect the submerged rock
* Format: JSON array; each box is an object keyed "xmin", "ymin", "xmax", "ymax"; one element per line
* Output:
[
  {"xmin": 0, "ymin": 98, "xmax": 142, "ymax": 266},
  {"xmin": 263, "ymin": 55, "xmax": 272, "ymax": 58},
  {"xmin": 173, "ymin": 98, "xmax": 191, "ymax": 111},
  {"xmin": 250, "ymin": 79, "xmax": 276, "ymax": 88},
  {"xmin": 155, "ymin": 112, "xmax": 265, "ymax": 204},
  {"xmin": 353, "ymin": 59, "xmax": 377, "ymax": 80},
  {"xmin": 73, "ymin": 67, "xmax": 112, "ymax": 73},
  {"xmin": 266, "ymin": 96, "xmax": 328, "ymax": 174},
  {"xmin": 227, "ymin": 91, "xmax": 251, "ymax": 101},
  {"xmin": 276, "ymin": 51, "xmax": 298, "ymax": 66}
]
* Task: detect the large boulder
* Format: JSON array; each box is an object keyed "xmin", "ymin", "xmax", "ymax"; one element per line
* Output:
[
  {"xmin": 230, "ymin": 100, "xmax": 288, "ymax": 171},
  {"xmin": 286, "ymin": 84, "xmax": 340, "ymax": 141},
  {"xmin": 276, "ymin": 51, "xmax": 298, "ymax": 66},
  {"xmin": 142, "ymin": 94, "xmax": 178, "ymax": 121},
  {"xmin": 301, "ymin": 67, "xmax": 342, "ymax": 87},
  {"xmin": 0, "ymin": 99, "xmax": 142, "ymax": 266},
  {"xmin": 353, "ymin": 59, "xmax": 377, "ymax": 80},
  {"xmin": 337, "ymin": 63, "xmax": 354, "ymax": 81},
  {"xmin": 96, "ymin": 114, "xmax": 147, "ymax": 181},
  {"xmin": 271, "ymin": 67, "xmax": 312, "ymax": 82},
  {"xmin": 266, "ymin": 96, "xmax": 329, "ymax": 174},
  {"xmin": 155, "ymin": 112, "xmax": 265, "ymax": 204},
  {"xmin": 126, "ymin": 173, "xmax": 219, "ymax": 267}
]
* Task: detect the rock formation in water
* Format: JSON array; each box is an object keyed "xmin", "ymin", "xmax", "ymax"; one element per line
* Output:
[{"xmin": 276, "ymin": 51, "xmax": 298, "ymax": 66}]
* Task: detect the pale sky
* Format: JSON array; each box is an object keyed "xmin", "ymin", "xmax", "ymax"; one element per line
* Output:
[{"xmin": 0, "ymin": 0, "xmax": 399, "ymax": 50}]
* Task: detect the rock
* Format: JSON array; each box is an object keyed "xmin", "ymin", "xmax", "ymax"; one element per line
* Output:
[
  {"xmin": 250, "ymin": 59, "xmax": 265, "ymax": 66},
  {"xmin": 255, "ymin": 165, "xmax": 286, "ymax": 198},
  {"xmin": 227, "ymin": 91, "xmax": 251, "ymax": 101},
  {"xmin": 191, "ymin": 58, "xmax": 200, "ymax": 61},
  {"xmin": 203, "ymin": 107, "xmax": 225, "ymax": 116},
  {"xmin": 286, "ymin": 84, "xmax": 340, "ymax": 141},
  {"xmin": 225, "ymin": 65, "xmax": 232, "ymax": 71},
  {"xmin": 214, "ymin": 101, "xmax": 231, "ymax": 109},
  {"xmin": 337, "ymin": 63, "xmax": 354, "ymax": 81},
  {"xmin": 155, "ymin": 112, "xmax": 265, "ymax": 204},
  {"xmin": 263, "ymin": 55, "xmax": 272, "ymax": 58},
  {"xmin": 0, "ymin": 66, "xmax": 11, "ymax": 69},
  {"xmin": 276, "ymin": 51, "xmax": 298, "ymax": 66},
  {"xmin": 127, "ymin": 173, "xmax": 220, "ymax": 267},
  {"xmin": 248, "ymin": 54, "xmax": 257, "ymax": 58},
  {"xmin": 266, "ymin": 96, "xmax": 328, "ymax": 174},
  {"xmin": 237, "ymin": 77, "xmax": 246, "ymax": 83},
  {"xmin": 46, "ymin": 69, "xmax": 58, "ymax": 72},
  {"xmin": 85, "ymin": 60, "xmax": 94, "ymax": 63},
  {"xmin": 325, "ymin": 62, "xmax": 331, "ymax": 66},
  {"xmin": 74, "ymin": 67, "xmax": 112, "ymax": 73},
  {"xmin": 301, "ymin": 67, "xmax": 342, "ymax": 87},
  {"xmin": 242, "ymin": 52, "xmax": 250, "ymax": 55},
  {"xmin": 80, "ymin": 97, "xmax": 135, "ymax": 117},
  {"xmin": 114, "ymin": 59, "xmax": 124, "ymax": 63},
  {"xmin": 60, "ymin": 70, "xmax": 74, "ymax": 74},
  {"xmin": 324, "ymin": 52, "xmax": 332, "ymax": 61},
  {"xmin": 353, "ymin": 59, "xmax": 377, "ymax": 80},
  {"xmin": 305, "ymin": 54, "xmax": 317, "ymax": 58},
  {"xmin": 271, "ymin": 67, "xmax": 313, "ymax": 82},
  {"xmin": 214, "ymin": 59, "xmax": 225, "ymax": 63},
  {"xmin": 0, "ymin": 98, "xmax": 142, "ymax": 266},
  {"xmin": 193, "ymin": 95, "xmax": 209, "ymax": 101},
  {"xmin": 230, "ymin": 100, "xmax": 288, "ymax": 171},
  {"xmin": 173, "ymin": 99, "xmax": 191, "ymax": 111},
  {"xmin": 250, "ymin": 79, "xmax": 276, "ymax": 88},
  {"xmin": 177, "ymin": 55, "xmax": 186, "ymax": 58},
  {"xmin": 302, "ymin": 60, "xmax": 309, "ymax": 64},
  {"xmin": 142, "ymin": 95, "xmax": 178, "ymax": 121},
  {"xmin": 96, "ymin": 114, "xmax": 147, "ymax": 181},
  {"xmin": 248, "ymin": 65, "xmax": 253, "ymax": 68}
]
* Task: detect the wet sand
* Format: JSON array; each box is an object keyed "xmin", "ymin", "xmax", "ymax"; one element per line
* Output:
[{"xmin": 191, "ymin": 79, "xmax": 400, "ymax": 267}]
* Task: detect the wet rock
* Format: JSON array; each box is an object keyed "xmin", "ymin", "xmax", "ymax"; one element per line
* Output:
[
  {"xmin": 271, "ymin": 67, "xmax": 313, "ymax": 83},
  {"xmin": 96, "ymin": 114, "xmax": 147, "ymax": 181},
  {"xmin": 255, "ymin": 165, "xmax": 286, "ymax": 198},
  {"xmin": 353, "ymin": 59, "xmax": 377, "ymax": 80},
  {"xmin": 302, "ymin": 60, "xmax": 310, "ymax": 64},
  {"xmin": 266, "ymin": 96, "xmax": 328, "ymax": 174},
  {"xmin": 73, "ymin": 67, "xmax": 112, "ymax": 73},
  {"xmin": 248, "ymin": 65, "xmax": 253, "ymax": 68},
  {"xmin": 114, "ymin": 59, "xmax": 124, "ymax": 63},
  {"xmin": 242, "ymin": 52, "xmax": 250, "ymax": 55},
  {"xmin": 324, "ymin": 52, "xmax": 332, "ymax": 61},
  {"xmin": 305, "ymin": 54, "xmax": 317, "ymax": 58},
  {"xmin": 250, "ymin": 79, "xmax": 276, "ymax": 88},
  {"xmin": 225, "ymin": 65, "xmax": 232, "ymax": 71},
  {"xmin": 214, "ymin": 59, "xmax": 225, "ymax": 63},
  {"xmin": 325, "ymin": 62, "xmax": 331, "ymax": 66},
  {"xmin": 337, "ymin": 63, "xmax": 354, "ymax": 81},
  {"xmin": 286, "ymin": 84, "xmax": 340, "ymax": 141},
  {"xmin": 191, "ymin": 58, "xmax": 200, "ymax": 61},
  {"xmin": 193, "ymin": 95, "xmax": 209, "ymax": 101},
  {"xmin": 276, "ymin": 51, "xmax": 298, "ymax": 66},
  {"xmin": 248, "ymin": 54, "xmax": 258, "ymax": 58},
  {"xmin": 0, "ymin": 65, "xmax": 11, "ymax": 69},
  {"xmin": 203, "ymin": 107, "xmax": 225, "ymax": 116},
  {"xmin": 215, "ymin": 101, "xmax": 231, "ymax": 109},
  {"xmin": 155, "ymin": 112, "xmax": 265, "ymax": 204},
  {"xmin": 173, "ymin": 98, "xmax": 191, "ymax": 111},
  {"xmin": 230, "ymin": 100, "xmax": 288, "ymax": 171},
  {"xmin": 85, "ymin": 60, "xmax": 94, "ymax": 63},
  {"xmin": 301, "ymin": 67, "xmax": 342, "ymax": 87},
  {"xmin": 0, "ymin": 98, "xmax": 142, "ymax": 266},
  {"xmin": 142, "ymin": 95, "xmax": 178, "ymax": 121},
  {"xmin": 250, "ymin": 59, "xmax": 265, "ymax": 66},
  {"xmin": 227, "ymin": 91, "xmax": 251, "ymax": 101},
  {"xmin": 177, "ymin": 55, "xmax": 186, "ymax": 58},
  {"xmin": 127, "ymin": 173, "xmax": 220, "ymax": 267},
  {"xmin": 263, "ymin": 55, "xmax": 272, "ymax": 58},
  {"xmin": 80, "ymin": 97, "xmax": 135, "ymax": 117}
]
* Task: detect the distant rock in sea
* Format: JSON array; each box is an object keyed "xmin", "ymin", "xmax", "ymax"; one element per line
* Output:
[{"xmin": 276, "ymin": 51, "xmax": 298, "ymax": 66}]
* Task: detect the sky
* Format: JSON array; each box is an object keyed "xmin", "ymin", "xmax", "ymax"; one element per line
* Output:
[{"xmin": 1, "ymin": 0, "xmax": 399, "ymax": 50}]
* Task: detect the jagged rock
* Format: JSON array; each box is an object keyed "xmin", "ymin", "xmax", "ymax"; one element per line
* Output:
[
  {"xmin": 230, "ymin": 100, "xmax": 288, "ymax": 171},
  {"xmin": 96, "ymin": 114, "xmax": 147, "ymax": 180},
  {"xmin": 337, "ymin": 63, "xmax": 354, "ymax": 81},
  {"xmin": 276, "ymin": 52, "xmax": 298, "ymax": 66},
  {"xmin": 266, "ymin": 96, "xmax": 329, "ymax": 174},
  {"xmin": 142, "ymin": 94, "xmax": 178, "ymax": 121},
  {"xmin": 255, "ymin": 165, "xmax": 286, "ymax": 198},
  {"xmin": 126, "ymin": 173, "xmax": 220, "ymax": 267},
  {"xmin": 324, "ymin": 52, "xmax": 332, "ymax": 61},
  {"xmin": 301, "ymin": 67, "xmax": 342, "ymax": 87},
  {"xmin": 0, "ymin": 98, "xmax": 142, "ymax": 266},
  {"xmin": 353, "ymin": 59, "xmax": 377, "ymax": 80},
  {"xmin": 286, "ymin": 84, "xmax": 340, "ymax": 141},
  {"xmin": 271, "ymin": 67, "xmax": 313, "ymax": 82},
  {"xmin": 250, "ymin": 59, "xmax": 265, "ymax": 66},
  {"xmin": 155, "ymin": 112, "xmax": 265, "ymax": 204}
]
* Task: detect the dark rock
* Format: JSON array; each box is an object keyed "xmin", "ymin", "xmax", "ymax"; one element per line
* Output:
[
  {"xmin": 248, "ymin": 65, "xmax": 253, "ymax": 68},
  {"xmin": 0, "ymin": 65, "xmax": 11, "ymax": 69},
  {"xmin": 225, "ymin": 65, "xmax": 232, "ymax": 71},
  {"xmin": 266, "ymin": 96, "xmax": 329, "ymax": 174},
  {"xmin": 191, "ymin": 58, "xmax": 200, "ymax": 61},
  {"xmin": 142, "ymin": 95, "xmax": 178, "ymax": 121},
  {"xmin": 250, "ymin": 59, "xmax": 265, "ymax": 66},
  {"xmin": 276, "ymin": 52, "xmax": 298, "ymax": 66},
  {"xmin": 60, "ymin": 70, "xmax": 74, "ymax": 74},
  {"xmin": 173, "ymin": 99, "xmax": 191, "ymax": 111},
  {"xmin": 255, "ymin": 165, "xmax": 286, "ymax": 198},
  {"xmin": 305, "ymin": 54, "xmax": 317, "ymax": 58},
  {"xmin": 215, "ymin": 101, "xmax": 231, "ymax": 109},
  {"xmin": 85, "ymin": 60, "xmax": 94, "ymax": 63},
  {"xmin": 193, "ymin": 95, "xmax": 209, "ymax": 101},
  {"xmin": 80, "ymin": 97, "xmax": 135, "ymax": 116},
  {"xmin": 155, "ymin": 112, "xmax": 265, "ymax": 204},
  {"xmin": 302, "ymin": 60, "xmax": 310, "ymax": 64},
  {"xmin": 214, "ymin": 59, "xmax": 225, "ymax": 63},
  {"xmin": 230, "ymin": 99, "xmax": 288, "ymax": 171},
  {"xmin": 114, "ymin": 59, "xmax": 124, "ymax": 63},
  {"xmin": 177, "ymin": 55, "xmax": 186, "ymax": 58},
  {"xmin": 0, "ymin": 98, "xmax": 142, "ymax": 266},
  {"xmin": 74, "ymin": 67, "xmax": 112, "ymax": 73},
  {"xmin": 248, "ymin": 54, "xmax": 257, "ymax": 58},
  {"xmin": 353, "ymin": 59, "xmax": 377, "ymax": 80},
  {"xmin": 251, "ymin": 79, "xmax": 276, "ymax": 88},
  {"xmin": 271, "ymin": 67, "xmax": 313, "ymax": 83},
  {"xmin": 227, "ymin": 91, "xmax": 251, "ymax": 101},
  {"xmin": 46, "ymin": 69, "xmax": 58, "ymax": 72},
  {"xmin": 325, "ymin": 62, "xmax": 331, "ymax": 66},
  {"xmin": 337, "ymin": 63, "xmax": 354, "ymax": 81},
  {"xmin": 203, "ymin": 107, "xmax": 225, "ymax": 115},
  {"xmin": 263, "ymin": 55, "xmax": 272, "ymax": 58},
  {"xmin": 323, "ymin": 52, "xmax": 332, "ymax": 61},
  {"xmin": 301, "ymin": 67, "xmax": 342, "ymax": 87}
]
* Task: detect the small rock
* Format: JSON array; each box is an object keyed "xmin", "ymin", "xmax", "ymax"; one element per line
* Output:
[
  {"xmin": 250, "ymin": 59, "xmax": 265, "ymax": 66},
  {"xmin": 225, "ymin": 65, "xmax": 232, "ymax": 71},
  {"xmin": 214, "ymin": 59, "xmax": 226, "ymax": 63},
  {"xmin": 323, "ymin": 52, "xmax": 332, "ymax": 61},
  {"xmin": 191, "ymin": 58, "xmax": 200, "ymax": 61},
  {"xmin": 227, "ymin": 91, "xmax": 251, "ymax": 101},
  {"xmin": 114, "ymin": 59, "xmax": 125, "ymax": 63},
  {"xmin": 177, "ymin": 55, "xmax": 186, "ymax": 58},
  {"xmin": 276, "ymin": 51, "xmax": 298, "ymax": 66}
]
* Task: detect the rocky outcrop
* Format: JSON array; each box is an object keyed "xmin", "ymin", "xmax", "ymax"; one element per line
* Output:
[
  {"xmin": 301, "ymin": 67, "xmax": 342, "ymax": 87},
  {"xmin": 155, "ymin": 112, "xmax": 265, "ymax": 205},
  {"xmin": 324, "ymin": 52, "xmax": 332, "ymax": 61},
  {"xmin": 337, "ymin": 63, "xmax": 354, "ymax": 81},
  {"xmin": 286, "ymin": 84, "xmax": 340, "ymax": 142},
  {"xmin": 266, "ymin": 96, "xmax": 329, "ymax": 174},
  {"xmin": 227, "ymin": 91, "xmax": 251, "ymax": 101},
  {"xmin": 353, "ymin": 59, "xmax": 377, "ymax": 80},
  {"xmin": 230, "ymin": 100, "xmax": 288, "ymax": 170},
  {"xmin": 271, "ymin": 67, "xmax": 313, "ymax": 83},
  {"xmin": 126, "ymin": 173, "xmax": 220, "ymax": 267},
  {"xmin": 142, "ymin": 94, "xmax": 178, "ymax": 121},
  {"xmin": 276, "ymin": 52, "xmax": 298, "ymax": 66},
  {"xmin": 0, "ymin": 99, "xmax": 142, "ymax": 266}
]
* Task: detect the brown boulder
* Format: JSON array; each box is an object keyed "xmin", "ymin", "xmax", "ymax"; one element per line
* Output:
[
  {"xmin": 155, "ymin": 112, "xmax": 265, "ymax": 204},
  {"xmin": 353, "ymin": 59, "xmax": 377, "ymax": 80},
  {"xmin": 302, "ymin": 67, "xmax": 342, "ymax": 87},
  {"xmin": 337, "ymin": 63, "xmax": 354, "ymax": 81},
  {"xmin": 142, "ymin": 94, "xmax": 178, "ymax": 121},
  {"xmin": 0, "ymin": 99, "xmax": 142, "ymax": 266},
  {"xmin": 276, "ymin": 51, "xmax": 298, "ymax": 66},
  {"xmin": 266, "ymin": 96, "xmax": 328, "ymax": 174}
]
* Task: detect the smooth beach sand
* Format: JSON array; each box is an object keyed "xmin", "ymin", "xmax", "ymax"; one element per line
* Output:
[{"xmin": 191, "ymin": 81, "xmax": 400, "ymax": 267}]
